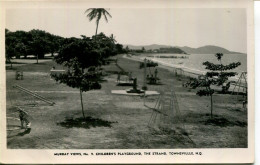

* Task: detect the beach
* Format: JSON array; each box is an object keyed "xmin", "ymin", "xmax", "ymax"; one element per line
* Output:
[{"xmin": 125, "ymin": 53, "xmax": 247, "ymax": 89}]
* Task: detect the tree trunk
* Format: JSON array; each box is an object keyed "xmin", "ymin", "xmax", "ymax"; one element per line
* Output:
[
  {"xmin": 36, "ymin": 54, "xmax": 39, "ymax": 64},
  {"xmin": 80, "ymin": 89, "xmax": 86, "ymax": 119},
  {"xmin": 10, "ymin": 59, "xmax": 13, "ymax": 69},
  {"xmin": 95, "ymin": 21, "xmax": 99, "ymax": 36},
  {"xmin": 210, "ymin": 94, "xmax": 213, "ymax": 118}
]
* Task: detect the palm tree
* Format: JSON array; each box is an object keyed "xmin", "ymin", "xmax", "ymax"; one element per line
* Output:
[
  {"xmin": 109, "ymin": 34, "xmax": 116, "ymax": 44},
  {"xmin": 85, "ymin": 8, "xmax": 112, "ymax": 35}
]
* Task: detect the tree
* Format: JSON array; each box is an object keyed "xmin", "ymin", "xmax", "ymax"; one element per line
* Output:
[
  {"xmin": 109, "ymin": 34, "xmax": 116, "ymax": 44},
  {"xmin": 115, "ymin": 44, "xmax": 124, "ymax": 54},
  {"xmin": 14, "ymin": 30, "xmax": 31, "ymax": 58},
  {"xmin": 125, "ymin": 46, "xmax": 130, "ymax": 54},
  {"xmin": 5, "ymin": 43, "xmax": 15, "ymax": 68},
  {"xmin": 85, "ymin": 8, "xmax": 112, "ymax": 35},
  {"xmin": 142, "ymin": 47, "xmax": 145, "ymax": 52},
  {"xmin": 192, "ymin": 53, "xmax": 241, "ymax": 118},
  {"xmin": 52, "ymin": 35, "xmax": 115, "ymax": 118},
  {"xmin": 5, "ymin": 29, "xmax": 29, "ymax": 68},
  {"xmin": 5, "ymin": 29, "xmax": 16, "ymax": 68},
  {"xmin": 47, "ymin": 34, "xmax": 63, "ymax": 57},
  {"xmin": 5, "ymin": 29, "xmax": 29, "ymax": 60},
  {"xmin": 5, "ymin": 29, "xmax": 65, "ymax": 64},
  {"xmin": 94, "ymin": 33, "xmax": 118, "ymax": 60},
  {"xmin": 14, "ymin": 42, "xmax": 27, "ymax": 59},
  {"xmin": 28, "ymin": 29, "xmax": 52, "ymax": 63}
]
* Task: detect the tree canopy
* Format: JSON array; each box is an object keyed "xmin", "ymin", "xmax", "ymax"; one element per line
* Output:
[
  {"xmin": 5, "ymin": 29, "xmax": 64, "ymax": 61},
  {"xmin": 52, "ymin": 33, "xmax": 123, "ymax": 118},
  {"xmin": 5, "ymin": 29, "xmax": 126, "ymax": 67}
]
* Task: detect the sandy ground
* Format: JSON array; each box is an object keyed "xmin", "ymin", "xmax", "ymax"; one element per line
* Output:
[{"xmin": 6, "ymin": 54, "xmax": 247, "ymax": 149}]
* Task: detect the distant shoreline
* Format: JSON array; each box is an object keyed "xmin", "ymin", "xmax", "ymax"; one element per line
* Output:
[
  {"xmin": 123, "ymin": 54, "xmax": 205, "ymax": 78},
  {"xmin": 123, "ymin": 54, "xmax": 246, "ymax": 83}
]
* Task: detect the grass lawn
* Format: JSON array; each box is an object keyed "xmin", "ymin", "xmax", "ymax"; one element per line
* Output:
[{"xmin": 6, "ymin": 54, "xmax": 247, "ymax": 149}]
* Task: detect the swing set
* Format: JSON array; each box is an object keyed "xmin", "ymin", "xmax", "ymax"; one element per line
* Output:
[
  {"xmin": 231, "ymin": 72, "xmax": 247, "ymax": 109},
  {"xmin": 147, "ymin": 89, "xmax": 196, "ymax": 146}
]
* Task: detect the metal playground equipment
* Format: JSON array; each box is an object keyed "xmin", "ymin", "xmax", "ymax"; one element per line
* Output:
[
  {"xmin": 13, "ymin": 85, "xmax": 55, "ymax": 106},
  {"xmin": 6, "ymin": 85, "xmax": 55, "ymax": 137},
  {"xmin": 148, "ymin": 90, "xmax": 182, "ymax": 129},
  {"xmin": 231, "ymin": 72, "xmax": 247, "ymax": 109}
]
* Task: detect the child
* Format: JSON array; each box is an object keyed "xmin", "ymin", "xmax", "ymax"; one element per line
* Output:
[
  {"xmin": 17, "ymin": 107, "xmax": 31, "ymax": 129},
  {"xmin": 117, "ymin": 72, "xmax": 121, "ymax": 83},
  {"xmin": 154, "ymin": 69, "xmax": 158, "ymax": 78}
]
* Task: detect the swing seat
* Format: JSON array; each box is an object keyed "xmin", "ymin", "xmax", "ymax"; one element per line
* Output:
[{"xmin": 147, "ymin": 77, "xmax": 160, "ymax": 84}]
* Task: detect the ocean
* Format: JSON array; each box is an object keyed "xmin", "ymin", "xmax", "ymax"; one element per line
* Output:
[{"xmin": 141, "ymin": 53, "xmax": 247, "ymax": 80}]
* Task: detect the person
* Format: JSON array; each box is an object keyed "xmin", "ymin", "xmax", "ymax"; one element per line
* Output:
[
  {"xmin": 154, "ymin": 69, "xmax": 158, "ymax": 78},
  {"xmin": 117, "ymin": 72, "xmax": 121, "ymax": 83},
  {"xmin": 17, "ymin": 107, "xmax": 31, "ymax": 129},
  {"xmin": 146, "ymin": 74, "xmax": 150, "ymax": 82},
  {"xmin": 50, "ymin": 67, "xmax": 56, "ymax": 80}
]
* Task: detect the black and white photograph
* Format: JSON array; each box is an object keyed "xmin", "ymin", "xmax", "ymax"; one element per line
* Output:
[{"xmin": 0, "ymin": 0, "xmax": 254, "ymax": 164}]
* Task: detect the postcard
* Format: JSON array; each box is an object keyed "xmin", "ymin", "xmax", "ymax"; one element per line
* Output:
[{"xmin": 0, "ymin": 0, "xmax": 254, "ymax": 163}]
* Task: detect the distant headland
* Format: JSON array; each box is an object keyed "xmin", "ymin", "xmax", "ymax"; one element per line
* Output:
[{"xmin": 124, "ymin": 44, "xmax": 246, "ymax": 55}]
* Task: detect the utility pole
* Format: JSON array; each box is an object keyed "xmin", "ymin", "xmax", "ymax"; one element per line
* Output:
[{"xmin": 143, "ymin": 58, "xmax": 147, "ymax": 105}]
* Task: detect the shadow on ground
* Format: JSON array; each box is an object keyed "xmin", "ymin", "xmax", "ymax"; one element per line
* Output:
[
  {"xmin": 8, "ymin": 128, "xmax": 32, "ymax": 138},
  {"xmin": 203, "ymin": 117, "xmax": 247, "ymax": 127},
  {"xmin": 183, "ymin": 113, "xmax": 247, "ymax": 127},
  {"xmin": 57, "ymin": 116, "xmax": 118, "ymax": 129}
]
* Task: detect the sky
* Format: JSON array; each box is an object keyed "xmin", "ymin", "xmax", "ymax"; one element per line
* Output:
[{"xmin": 6, "ymin": 8, "xmax": 247, "ymax": 53}]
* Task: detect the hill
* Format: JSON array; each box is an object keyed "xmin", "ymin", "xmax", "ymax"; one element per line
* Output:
[
  {"xmin": 124, "ymin": 44, "xmax": 245, "ymax": 54},
  {"xmin": 158, "ymin": 47, "xmax": 187, "ymax": 54},
  {"xmin": 178, "ymin": 45, "xmax": 245, "ymax": 54},
  {"xmin": 125, "ymin": 44, "xmax": 171, "ymax": 50}
]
